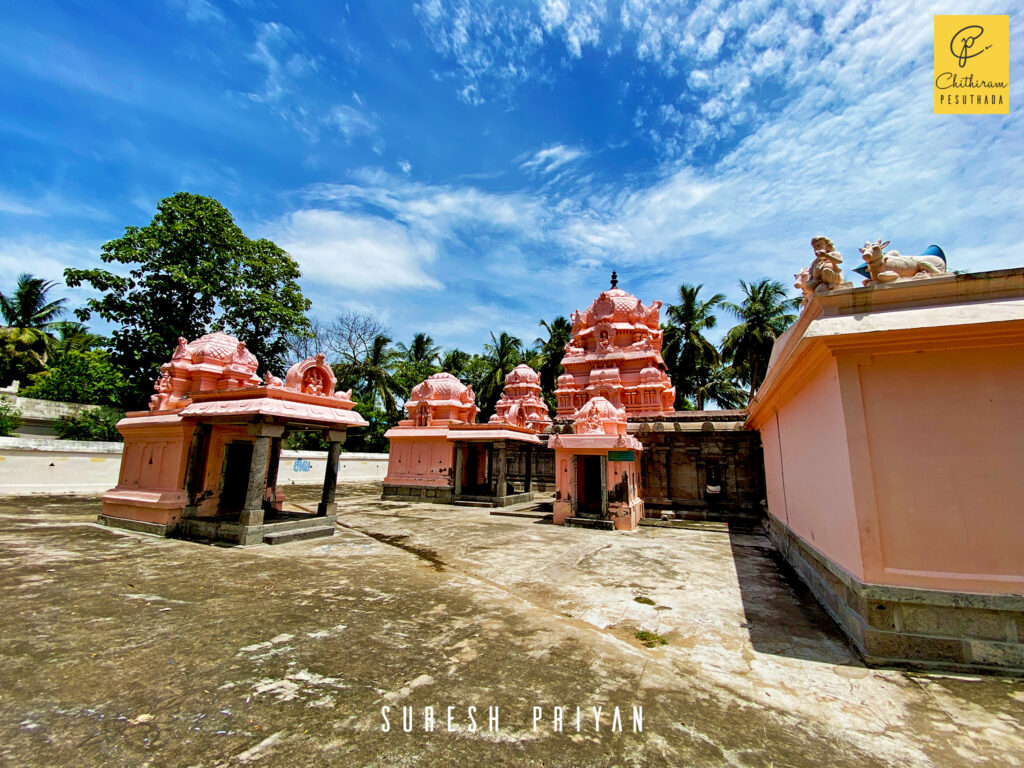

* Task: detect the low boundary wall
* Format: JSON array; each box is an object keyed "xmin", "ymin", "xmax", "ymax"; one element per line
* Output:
[{"xmin": 0, "ymin": 436, "xmax": 387, "ymax": 495}]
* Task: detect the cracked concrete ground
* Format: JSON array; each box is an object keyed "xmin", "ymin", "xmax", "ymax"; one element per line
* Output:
[{"xmin": 1, "ymin": 483, "xmax": 1022, "ymax": 767}]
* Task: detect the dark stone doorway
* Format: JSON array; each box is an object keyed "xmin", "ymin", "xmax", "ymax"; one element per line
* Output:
[
  {"xmin": 577, "ymin": 455, "xmax": 604, "ymax": 516},
  {"xmin": 219, "ymin": 441, "xmax": 253, "ymax": 513}
]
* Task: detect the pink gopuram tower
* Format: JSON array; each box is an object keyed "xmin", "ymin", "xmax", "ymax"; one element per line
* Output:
[
  {"xmin": 488, "ymin": 364, "xmax": 552, "ymax": 433},
  {"xmin": 555, "ymin": 272, "xmax": 676, "ymax": 418}
]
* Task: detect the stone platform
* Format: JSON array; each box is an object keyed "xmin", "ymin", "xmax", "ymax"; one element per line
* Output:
[
  {"xmin": 3, "ymin": 483, "xmax": 1022, "ymax": 766},
  {"xmin": 99, "ymin": 510, "xmax": 337, "ymax": 547}
]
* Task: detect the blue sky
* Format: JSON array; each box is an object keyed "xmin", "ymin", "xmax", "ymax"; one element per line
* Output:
[{"xmin": 1, "ymin": 0, "xmax": 1021, "ymax": 352}]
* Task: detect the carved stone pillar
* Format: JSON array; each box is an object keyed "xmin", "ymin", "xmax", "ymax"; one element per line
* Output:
[
  {"xmin": 453, "ymin": 443, "xmax": 464, "ymax": 497},
  {"xmin": 318, "ymin": 429, "xmax": 346, "ymax": 516},
  {"xmin": 182, "ymin": 423, "xmax": 210, "ymax": 518},
  {"xmin": 524, "ymin": 445, "xmax": 533, "ymax": 492},
  {"xmin": 242, "ymin": 422, "xmax": 285, "ymax": 527},
  {"xmin": 496, "ymin": 441, "xmax": 508, "ymax": 500}
]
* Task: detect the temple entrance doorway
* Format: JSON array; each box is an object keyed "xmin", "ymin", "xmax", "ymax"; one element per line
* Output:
[
  {"xmin": 219, "ymin": 441, "xmax": 253, "ymax": 513},
  {"xmin": 576, "ymin": 455, "xmax": 605, "ymax": 517}
]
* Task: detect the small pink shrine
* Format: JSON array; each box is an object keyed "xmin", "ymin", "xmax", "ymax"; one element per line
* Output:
[
  {"xmin": 550, "ymin": 396, "xmax": 645, "ymax": 530},
  {"xmin": 488, "ymin": 364, "xmax": 553, "ymax": 432},
  {"xmin": 100, "ymin": 332, "xmax": 367, "ymax": 545},
  {"xmin": 383, "ymin": 369, "xmax": 549, "ymax": 506},
  {"xmin": 556, "ymin": 272, "xmax": 675, "ymax": 418}
]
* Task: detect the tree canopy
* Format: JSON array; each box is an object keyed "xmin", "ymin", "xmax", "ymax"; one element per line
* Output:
[{"xmin": 64, "ymin": 192, "xmax": 311, "ymax": 407}]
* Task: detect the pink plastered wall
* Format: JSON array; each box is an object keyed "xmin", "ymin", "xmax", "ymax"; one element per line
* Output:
[
  {"xmin": 762, "ymin": 358, "xmax": 865, "ymax": 579},
  {"xmin": 858, "ymin": 344, "xmax": 1024, "ymax": 592},
  {"xmin": 384, "ymin": 434, "xmax": 454, "ymax": 487}
]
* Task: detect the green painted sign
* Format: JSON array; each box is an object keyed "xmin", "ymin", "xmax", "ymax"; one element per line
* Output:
[{"xmin": 608, "ymin": 450, "xmax": 636, "ymax": 462}]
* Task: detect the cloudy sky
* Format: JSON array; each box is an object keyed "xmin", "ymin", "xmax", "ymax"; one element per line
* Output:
[{"xmin": 1, "ymin": 0, "xmax": 1021, "ymax": 351}]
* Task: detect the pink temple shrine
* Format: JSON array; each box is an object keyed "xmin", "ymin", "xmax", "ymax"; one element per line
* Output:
[
  {"xmin": 550, "ymin": 396, "xmax": 645, "ymax": 530},
  {"xmin": 555, "ymin": 272, "xmax": 675, "ymax": 418},
  {"xmin": 382, "ymin": 370, "xmax": 547, "ymax": 507},
  {"xmin": 99, "ymin": 332, "xmax": 367, "ymax": 545}
]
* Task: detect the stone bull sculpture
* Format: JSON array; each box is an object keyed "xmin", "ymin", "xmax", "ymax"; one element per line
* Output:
[{"xmin": 859, "ymin": 239, "xmax": 946, "ymax": 283}]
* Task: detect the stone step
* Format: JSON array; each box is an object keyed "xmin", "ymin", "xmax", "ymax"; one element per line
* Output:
[
  {"xmin": 564, "ymin": 516, "xmax": 615, "ymax": 530},
  {"xmin": 263, "ymin": 526, "xmax": 336, "ymax": 545},
  {"xmin": 263, "ymin": 514, "xmax": 336, "ymax": 533},
  {"xmin": 489, "ymin": 507, "xmax": 552, "ymax": 520},
  {"xmin": 452, "ymin": 500, "xmax": 493, "ymax": 508}
]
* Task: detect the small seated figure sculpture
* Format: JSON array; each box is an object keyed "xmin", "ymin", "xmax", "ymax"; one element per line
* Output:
[
  {"xmin": 806, "ymin": 236, "xmax": 845, "ymax": 294},
  {"xmin": 859, "ymin": 238, "xmax": 946, "ymax": 283},
  {"xmin": 264, "ymin": 371, "xmax": 284, "ymax": 388}
]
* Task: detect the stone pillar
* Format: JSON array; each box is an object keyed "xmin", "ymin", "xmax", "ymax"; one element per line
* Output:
[
  {"xmin": 183, "ymin": 423, "xmax": 209, "ymax": 518},
  {"xmin": 524, "ymin": 445, "xmax": 533, "ymax": 492},
  {"xmin": 599, "ymin": 455, "xmax": 608, "ymax": 516},
  {"xmin": 496, "ymin": 441, "xmax": 508, "ymax": 501},
  {"xmin": 453, "ymin": 443, "xmax": 464, "ymax": 497},
  {"xmin": 242, "ymin": 423, "xmax": 285, "ymax": 527},
  {"xmin": 318, "ymin": 429, "xmax": 346, "ymax": 516}
]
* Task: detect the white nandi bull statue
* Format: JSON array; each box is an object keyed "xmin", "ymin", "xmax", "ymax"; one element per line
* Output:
[{"xmin": 859, "ymin": 239, "xmax": 946, "ymax": 283}]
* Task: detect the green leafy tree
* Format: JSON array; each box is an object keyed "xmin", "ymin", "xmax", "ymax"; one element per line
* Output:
[
  {"xmin": 345, "ymin": 398, "xmax": 394, "ymax": 452},
  {"xmin": 213, "ymin": 238, "xmax": 310, "ymax": 374},
  {"xmin": 55, "ymin": 407, "xmax": 124, "ymax": 442},
  {"xmin": 721, "ymin": 279, "xmax": 800, "ymax": 400},
  {"xmin": 64, "ymin": 193, "xmax": 311, "ymax": 407},
  {"xmin": 665, "ymin": 283, "xmax": 725, "ymax": 409},
  {"xmin": 19, "ymin": 350, "xmax": 129, "ymax": 406},
  {"xmin": 0, "ymin": 398, "xmax": 22, "ymax": 436}
]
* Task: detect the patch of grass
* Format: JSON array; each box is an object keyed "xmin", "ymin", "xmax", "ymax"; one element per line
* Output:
[
  {"xmin": 635, "ymin": 629, "xmax": 669, "ymax": 648},
  {"xmin": 633, "ymin": 596, "xmax": 656, "ymax": 605}
]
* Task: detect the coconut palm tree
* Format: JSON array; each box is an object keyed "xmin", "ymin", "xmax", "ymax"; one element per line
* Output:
[
  {"xmin": 343, "ymin": 333, "xmax": 404, "ymax": 417},
  {"xmin": 693, "ymin": 361, "xmax": 748, "ymax": 411},
  {"xmin": 666, "ymin": 283, "xmax": 725, "ymax": 405},
  {"xmin": 0, "ymin": 273, "xmax": 68, "ymax": 385},
  {"xmin": 47, "ymin": 321, "xmax": 106, "ymax": 362},
  {"xmin": 0, "ymin": 273, "xmax": 67, "ymax": 330},
  {"xmin": 721, "ymin": 279, "xmax": 800, "ymax": 400},
  {"xmin": 479, "ymin": 331, "xmax": 524, "ymax": 416},
  {"xmin": 396, "ymin": 332, "xmax": 441, "ymax": 367},
  {"xmin": 535, "ymin": 316, "xmax": 571, "ymax": 407},
  {"xmin": 439, "ymin": 348, "xmax": 471, "ymax": 377}
]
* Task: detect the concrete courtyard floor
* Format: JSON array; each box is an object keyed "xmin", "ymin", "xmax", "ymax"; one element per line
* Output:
[{"xmin": 1, "ymin": 484, "xmax": 1023, "ymax": 767}]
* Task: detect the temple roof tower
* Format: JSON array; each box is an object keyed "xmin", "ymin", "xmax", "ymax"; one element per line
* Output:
[
  {"xmin": 401, "ymin": 372, "xmax": 478, "ymax": 427},
  {"xmin": 555, "ymin": 274, "xmax": 676, "ymax": 418},
  {"xmin": 488, "ymin": 364, "xmax": 552, "ymax": 433}
]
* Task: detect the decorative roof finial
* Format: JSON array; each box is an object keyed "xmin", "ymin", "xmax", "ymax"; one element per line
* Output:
[{"xmin": 610, "ymin": 270, "xmax": 618, "ymax": 289}]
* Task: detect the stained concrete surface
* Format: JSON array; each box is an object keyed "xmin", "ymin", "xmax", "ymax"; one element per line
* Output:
[{"xmin": 1, "ymin": 484, "xmax": 1022, "ymax": 767}]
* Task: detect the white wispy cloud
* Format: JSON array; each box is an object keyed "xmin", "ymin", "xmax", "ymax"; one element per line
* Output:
[
  {"xmin": 170, "ymin": 0, "xmax": 225, "ymax": 24},
  {"xmin": 266, "ymin": 209, "xmax": 443, "ymax": 292},
  {"xmin": 519, "ymin": 144, "xmax": 587, "ymax": 174},
  {"xmin": 325, "ymin": 104, "xmax": 377, "ymax": 141}
]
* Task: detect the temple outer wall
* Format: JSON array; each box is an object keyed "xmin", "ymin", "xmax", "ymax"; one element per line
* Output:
[
  {"xmin": 0, "ymin": 436, "xmax": 387, "ymax": 495},
  {"xmin": 748, "ymin": 268, "xmax": 1024, "ymax": 673}
]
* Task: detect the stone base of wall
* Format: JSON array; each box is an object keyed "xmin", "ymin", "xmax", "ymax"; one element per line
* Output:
[
  {"xmin": 98, "ymin": 514, "xmax": 170, "ymax": 537},
  {"xmin": 381, "ymin": 484, "xmax": 454, "ymax": 504},
  {"xmin": 766, "ymin": 515, "xmax": 1024, "ymax": 675}
]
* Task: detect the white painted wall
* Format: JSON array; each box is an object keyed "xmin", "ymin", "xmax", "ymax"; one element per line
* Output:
[
  {"xmin": 0, "ymin": 393, "xmax": 106, "ymax": 437},
  {"xmin": 0, "ymin": 436, "xmax": 387, "ymax": 495}
]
